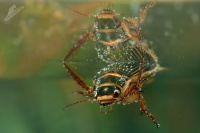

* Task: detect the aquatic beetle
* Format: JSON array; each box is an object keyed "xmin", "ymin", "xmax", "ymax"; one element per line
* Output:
[{"xmin": 63, "ymin": 0, "xmax": 160, "ymax": 128}]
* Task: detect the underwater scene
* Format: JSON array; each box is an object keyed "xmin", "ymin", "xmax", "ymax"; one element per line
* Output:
[{"xmin": 0, "ymin": 0, "xmax": 200, "ymax": 133}]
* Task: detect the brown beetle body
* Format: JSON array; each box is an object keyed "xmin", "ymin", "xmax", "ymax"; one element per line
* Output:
[{"xmin": 63, "ymin": 0, "xmax": 160, "ymax": 128}]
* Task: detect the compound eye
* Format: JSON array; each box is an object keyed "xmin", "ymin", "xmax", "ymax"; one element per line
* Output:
[{"xmin": 113, "ymin": 89, "xmax": 120, "ymax": 97}]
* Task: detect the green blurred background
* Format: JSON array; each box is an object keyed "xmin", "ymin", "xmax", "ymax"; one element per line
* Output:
[{"xmin": 0, "ymin": 0, "xmax": 200, "ymax": 133}]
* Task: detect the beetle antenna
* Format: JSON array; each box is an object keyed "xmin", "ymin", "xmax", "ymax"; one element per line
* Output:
[
  {"xmin": 66, "ymin": 7, "xmax": 94, "ymax": 17},
  {"xmin": 63, "ymin": 99, "xmax": 96, "ymax": 110}
]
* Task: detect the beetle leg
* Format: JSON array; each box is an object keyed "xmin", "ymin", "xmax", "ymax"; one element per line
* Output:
[
  {"xmin": 124, "ymin": 0, "xmax": 156, "ymax": 40},
  {"xmin": 121, "ymin": 56, "xmax": 144, "ymax": 99},
  {"xmin": 133, "ymin": 47, "xmax": 145, "ymax": 91},
  {"xmin": 127, "ymin": 27, "xmax": 141, "ymax": 42},
  {"xmin": 64, "ymin": 30, "xmax": 94, "ymax": 61},
  {"xmin": 139, "ymin": 0, "xmax": 157, "ymax": 24},
  {"xmin": 63, "ymin": 63, "xmax": 94, "ymax": 98},
  {"xmin": 125, "ymin": 0, "xmax": 157, "ymax": 25},
  {"xmin": 139, "ymin": 94, "xmax": 160, "ymax": 128},
  {"xmin": 63, "ymin": 29, "xmax": 95, "ymax": 97},
  {"xmin": 135, "ymin": 28, "xmax": 142, "ymax": 41}
]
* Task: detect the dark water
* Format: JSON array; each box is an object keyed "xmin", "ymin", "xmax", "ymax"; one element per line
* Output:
[{"xmin": 0, "ymin": 0, "xmax": 200, "ymax": 133}]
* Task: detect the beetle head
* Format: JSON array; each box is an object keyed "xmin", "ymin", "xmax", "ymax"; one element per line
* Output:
[
  {"xmin": 95, "ymin": 8, "xmax": 121, "ymax": 30},
  {"xmin": 96, "ymin": 85, "xmax": 121, "ymax": 106}
]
